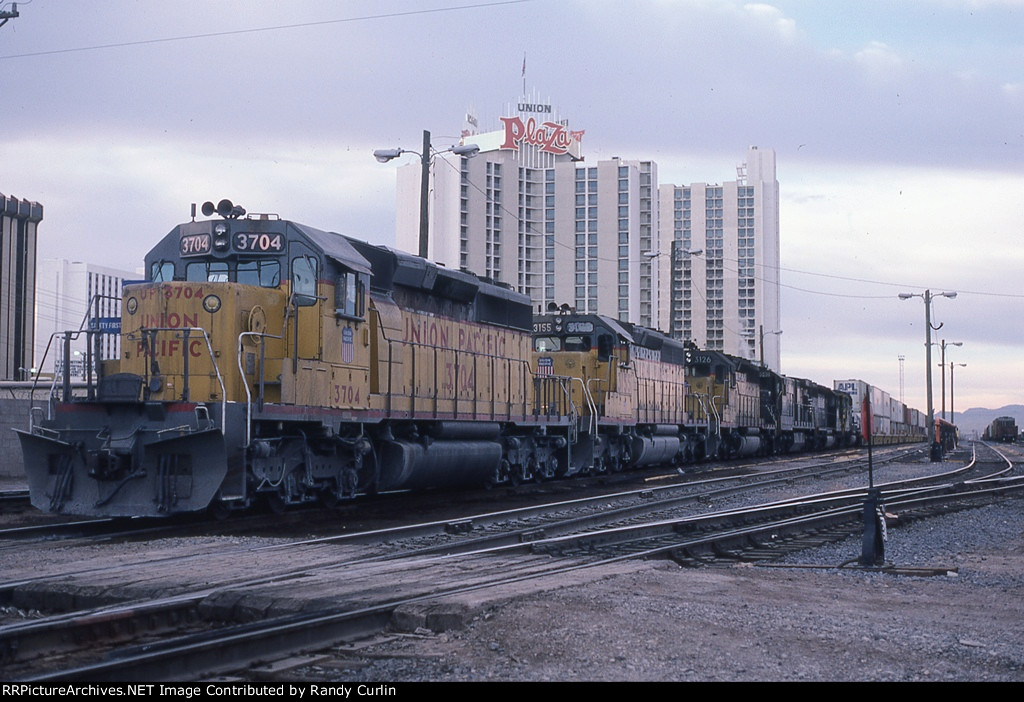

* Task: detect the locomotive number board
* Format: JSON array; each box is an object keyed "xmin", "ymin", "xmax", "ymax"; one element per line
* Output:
[
  {"xmin": 179, "ymin": 233, "xmax": 212, "ymax": 256},
  {"xmin": 233, "ymin": 232, "xmax": 284, "ymax": 254}
]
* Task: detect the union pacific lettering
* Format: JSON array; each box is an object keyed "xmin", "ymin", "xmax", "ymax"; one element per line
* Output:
[
  {"xmin": 402, "ymin": 316, "xmax": 512, "ymax": 357},
  {"xmin": 630, "ymin": 344, "xmax": 661, "ymax": 362},
  {"xmin": 139, "ymin": 312, "xmax": 199, "ymax": 329},
  {"xmin": 136, "ymin": 339, "xmax": 204, "ymax": 358}
]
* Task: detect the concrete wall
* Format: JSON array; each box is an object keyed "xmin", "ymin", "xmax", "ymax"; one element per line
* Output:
[{"xmin": 0, "ymin": 384, "xmax": 55, "ymax": 481}]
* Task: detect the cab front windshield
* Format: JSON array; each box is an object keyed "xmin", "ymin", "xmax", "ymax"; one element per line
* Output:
[
  {"xmin": 183, "ymin": 259, "xmax": 281, "ymax": 287},
  {"xmin": 535, "ymin": 335, "xmax": 591, "ymax": 352},
  {"xmin": 534, "ymin": 336, "xmax": 561, "ymax": 352}
]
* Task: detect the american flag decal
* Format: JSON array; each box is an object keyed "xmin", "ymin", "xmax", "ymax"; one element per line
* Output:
[{"xmin": 537, "ymin": 356, "xmax": 553, "ymax": 376}]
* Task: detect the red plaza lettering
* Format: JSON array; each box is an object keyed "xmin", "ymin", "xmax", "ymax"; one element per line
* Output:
[{"xmin": 499, "ymin": 116, "xmax": 583, "ymax": 155}]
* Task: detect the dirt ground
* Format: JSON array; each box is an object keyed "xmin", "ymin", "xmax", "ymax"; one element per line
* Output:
[{"xmin": 288, "ymin": 510, "xmax": 1024, "ymax": 682}]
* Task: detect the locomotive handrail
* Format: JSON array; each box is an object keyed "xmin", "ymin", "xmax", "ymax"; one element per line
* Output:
[
  {"xmin": 710, "ymin": 393, "xmax": 723, "ymax": 432},
  {"xmin": 26, "ymin": 329, "xmax": 96, "ymax": 428},
  {"xmin": 586, "ymin": 377, "xmax": 604, "ymax": 427},
  {"xmin": 125, "ymin": 326, "xmax": 227, "ymax": 434},
  {"xmin": 238, "ymin": 330, "xmax": 284, "ymax": 446},
  {"xmin": 693, "ymin": 392, "xmax": 723, "ymax": 440},
  {"xmin": 39, "ymin": 293, "xmax": 123, "ymax": 403},
  {"xmin": 571, "ymin": 376, "xmax": 597, "ymax": 435}
]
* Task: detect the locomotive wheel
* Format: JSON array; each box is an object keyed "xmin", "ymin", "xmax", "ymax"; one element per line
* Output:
[
  {"xmin": 319, "ymin": 487, "xmax": 340, "ymax": 509},
  {"xmin": 509, "ymin": 463, "xmax": 524, "ymax": 487},
  {"xmin": 208, "ymin": 499, "xmax": 232, "ymax": 521},
  {"xmin": 486, "ymin": 459, "xmax": 512, "ymax": 489},
  {"xmin": 529, "ymin": 456, "xmax": 543, "ymax": 483},
  {"xmin": 544, "ymin": 456, "xmax": 559, "ymax": 479},
  {"xmin": 267, "ymin": 466, "xmax": 304, "ymax": 513},
  {"xmin": 266, "ymin": 491, "xmax": 288, "ymax": 515}
]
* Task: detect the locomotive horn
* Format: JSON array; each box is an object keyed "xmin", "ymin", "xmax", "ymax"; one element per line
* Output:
[
  {"xmin": 216, "ymin": 199, "xmax": 235, "ymax": 217},
  {"xmin": 201, "ymin": 201, "xmax": 216, "ymax": 217}
]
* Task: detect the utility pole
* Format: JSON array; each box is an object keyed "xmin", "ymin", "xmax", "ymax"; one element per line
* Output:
[{"xmin": 898, "ymin": 354, "xmax": 905, "ymax": 405}]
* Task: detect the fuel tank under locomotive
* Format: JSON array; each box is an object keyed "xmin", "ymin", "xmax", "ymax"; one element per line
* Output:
[
  {"xmin": 375, "ymin": 422, "xmax": 504, "ymax": 491},
  {"xmin": 629, "ymin": 425, "xmax": 682, "ymax": 467}
]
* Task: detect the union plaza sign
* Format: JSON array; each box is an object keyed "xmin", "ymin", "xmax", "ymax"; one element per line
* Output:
[{"xmin": 498, "ymin": 116, "xmax": 585, "ymax": 158}]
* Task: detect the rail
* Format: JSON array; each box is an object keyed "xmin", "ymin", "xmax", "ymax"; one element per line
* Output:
[
  {"xmin": 710, "ymin": 393, "xmax": 723, "ymax": 436},
  {"xmin": 586, "ymin": 378, "xmax": 605, "ymax": 434}
]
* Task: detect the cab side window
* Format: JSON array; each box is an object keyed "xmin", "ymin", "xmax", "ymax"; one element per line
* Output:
[
  {"xmin": 292, "ymin": 256, "xmax": 318, "ymax": 305},
  {"xmin": 335, "ymin": 270, "xmax": 365, "ymax": 318}
]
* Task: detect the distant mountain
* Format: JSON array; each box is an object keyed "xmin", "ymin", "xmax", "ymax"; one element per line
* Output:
[{"xmin": 950, "ymin": 405, "xmax": 1024, "ymax": 439}]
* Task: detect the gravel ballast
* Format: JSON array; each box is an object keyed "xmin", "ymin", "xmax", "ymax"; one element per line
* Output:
[{"xmin": 291, "ymin": 497, "xmax": 1024, "ymax": 682}]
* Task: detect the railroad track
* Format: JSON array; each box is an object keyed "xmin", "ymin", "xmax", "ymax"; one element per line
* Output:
[
  {"xmin": 0, "ymin": 445, "xmax": 926, "ymax": 588},
  {"xmin": 0, "ymin": 445, "xmax": 913, "ymax": 548},
  {"xmin": 4, "ymin": 442, "xmax": 1014, "ymax": 681}
]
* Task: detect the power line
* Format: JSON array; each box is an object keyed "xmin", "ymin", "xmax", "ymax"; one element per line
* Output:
[
  {"xmin": 0, "ymin": 0, "xmax": 538, "ymax": 60},
  {"xmin": 766, "ymin": 262, "xmax": 1024, "ymax": 299},
  {"xmin": 438, "ymin": 153, "xmax": 1021, "ymax": 302}
]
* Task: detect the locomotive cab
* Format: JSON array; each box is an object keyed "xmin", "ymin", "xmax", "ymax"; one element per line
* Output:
[
  {"xmin": 134, "ymin": 214, "xmax": 374, "ymax": 411},
  {"xmin": 531, "ymin": 312, "xmax": 632, "ymax": 421},
  {"xmin": 18, "ymin": 212, "xmax": 377, "ymax": 516}
]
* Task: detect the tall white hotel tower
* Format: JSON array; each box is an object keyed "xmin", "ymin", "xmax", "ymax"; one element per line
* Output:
[
  {"xmin": 655, "ymin": 146, "xmax": 781, "ymax": 371},
  {"xmin": 392, "ymin": 98, "xmax": 781, "ymax": 372}
]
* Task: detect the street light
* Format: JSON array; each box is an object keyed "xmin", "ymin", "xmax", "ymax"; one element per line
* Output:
[
  {"xmin": 938, "ymin": 339, "xmax": 963, "ymax": 420},
  {"xmin": 741, "ymin": 325, "xmax": 782, "ymax": 368},
  {"xmin": 642, "ymin": 247, "xmax": 704, "ymax": 258},
  {"xmin": 642, "ymin": 246, "xmax": 703, "ymax": 336},
  {"xmin": 373, "ymin": 129, "xmax": 480, "ymax": 260},
  {"xmin": 899, "ymin": 289, "xmax": 957, "ymax": 461},
  {"xmin": 949, "ymin": 362, "xmax": 966, "ymax": 423}
]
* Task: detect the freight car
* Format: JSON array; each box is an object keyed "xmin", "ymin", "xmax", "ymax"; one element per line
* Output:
[
  {"xmin": 935, "ymin": 417, "xmax": 959, "ymax": 453},
  {"xmin": 983, "ymin": 416, "xmax": 1018, "ymax": 443},
  {"xmin": 833, "ymin": 379, "xmax": 928, "ymax": 445}
]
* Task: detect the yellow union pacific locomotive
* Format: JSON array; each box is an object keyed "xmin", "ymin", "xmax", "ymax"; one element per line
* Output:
[{"xmin": 18, "ymin": 203, "xmax": 573, "ymax": 516}]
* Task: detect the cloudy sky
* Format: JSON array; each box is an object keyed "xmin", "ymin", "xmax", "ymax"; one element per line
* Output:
[{"xmin": 2, "ymin": 0, "xmax": 1022, "ymax": 415}]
